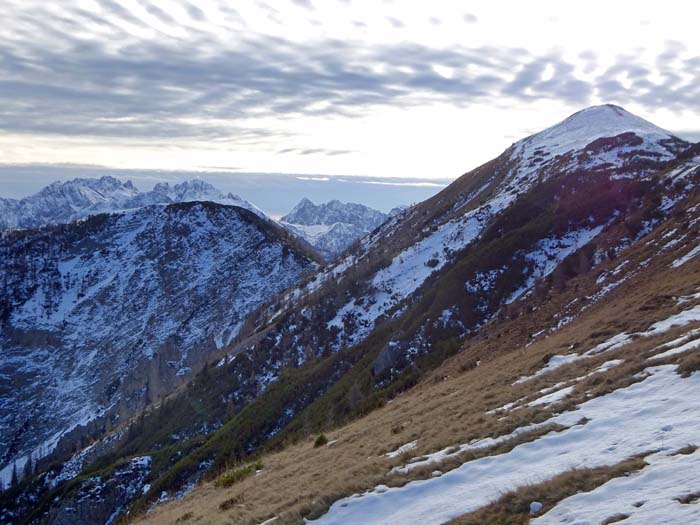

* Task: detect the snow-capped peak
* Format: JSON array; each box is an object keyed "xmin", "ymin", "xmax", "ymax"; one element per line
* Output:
[
  {"xmin": 280, "ymin": 198, "xmax": 389, "ymax": 259},
  {"xmin": 151, "ymin": 180, "xmax": 222, "ymax": 201},
  {"xmin": 519, "ymin": 104, "xmax": 675, "ymax": 157},
  {"xmin": 131, "ymin": 180, "xmax": 267, "ymax": 218},
  {"xmin": 501, "ymin": 104, "xmax": 689, "ymax": 198},
  {"xmin": 286, "ymin": 197, "xmax": 315, "ymax": 217},
  {"xmin": 282, "ymin": 198, "xmax": 385, "ymax": 227},
  {"xmin": 0, "ymin": 177, "xmax": 267, "ymax": 229},
  {"xmin": 38, "ymin": 175, "xmax": 139, "ymax": 203}
]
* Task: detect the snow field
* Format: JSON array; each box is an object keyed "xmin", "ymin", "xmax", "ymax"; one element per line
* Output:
[{"xmin": 311, "ymin": 364, "xmax": 700, "ymax": 524}]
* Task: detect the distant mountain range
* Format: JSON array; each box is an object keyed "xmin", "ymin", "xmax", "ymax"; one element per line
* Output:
[
  {"xmin": 280, "ymin": 198, "xmax": 398, "ymax": 259},
  {"xmin": 0, "ymin": 177, "xmax": 265, "ymax": 230},
  {"xmin": 0, "ymin": 176, "xmax": 402, "ymax": 261}
]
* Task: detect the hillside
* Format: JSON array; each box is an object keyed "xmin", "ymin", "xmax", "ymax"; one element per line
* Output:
[
  {"xmin": 137, "ymin": 203, "xmax": 700, "ymax": 523},
  {"xmin": 0, "ymin": 202, "xmax": 319, "ymax": 495},
  {"xmin": 2, "ymin": 105, "xmax": 699, "ymax": 524}
]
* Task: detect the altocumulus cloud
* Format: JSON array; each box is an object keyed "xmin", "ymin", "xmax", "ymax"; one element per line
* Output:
[{"xmin": 1, "ymin": 1, "xmax": 699, "ymax": 143}]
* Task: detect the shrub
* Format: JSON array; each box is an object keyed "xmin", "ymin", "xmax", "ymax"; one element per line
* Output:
[
  {"xmin": 219, "ymin": 494, "xmax": 244, "ymax": 511},
  {"xmin": 214, "ymin": 461, "xmax": 263, "ymax": 488},
  {"xmin": 313, "ymin": 434, "xmax": 329, "ymax": 448}
]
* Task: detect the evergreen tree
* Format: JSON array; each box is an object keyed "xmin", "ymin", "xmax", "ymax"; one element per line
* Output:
[
  {"xmin": 23, "ymin": 453, "xmax": 33, "ymax": 479},
  {"xmin": 10, "ymin": 462, "xmax": 18, "ymax": 487}
]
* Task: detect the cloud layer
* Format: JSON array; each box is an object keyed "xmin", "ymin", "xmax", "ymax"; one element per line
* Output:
[{"xmin": 2, "ymin": 1, "xmax": 698, "ymax": 144}]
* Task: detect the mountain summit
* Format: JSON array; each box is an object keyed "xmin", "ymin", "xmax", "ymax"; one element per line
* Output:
[
  {"xmin": 534, "ymin": 104, "xmax": 674, "ymax": 145},
  {"xmin": 510, "ymin": 104, "xmax": 681, "ymax": 174}
]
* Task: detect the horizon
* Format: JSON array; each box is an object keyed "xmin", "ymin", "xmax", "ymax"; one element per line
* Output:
[
  {"xmin": 2, "ymin": 102, "xmax": 697, "ymax": 215},
  {"xmin": 0, "ymin": 165, "xmax": 451, "ymax": 217}
]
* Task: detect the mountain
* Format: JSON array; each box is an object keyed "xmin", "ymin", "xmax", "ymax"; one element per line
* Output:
[
  {"xmin": 4, "ymin": 105, "xmax": 700, "ymax": 524},
  {"xmin": 0, "ymin": 176, "xmax": 265, "ymax": 230},
  {"xmin": 142, "ymin": 181, "xmax": 700, "ymax": 525},
  {"xmin": 388, "ymin": 205, "xmax": 409, "ymax": 217},
  {"xmin": 280, "ymin": 198, "xmax": 388, "ymax": 259},
  {"xmin": 0, "ymin": 202, "xmax": 320, "ymax": 494}
]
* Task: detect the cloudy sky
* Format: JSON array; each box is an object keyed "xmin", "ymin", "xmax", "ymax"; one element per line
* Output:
[{"xmin": 1, "ymin": 0, "xmax": 699, "ymax": 183}]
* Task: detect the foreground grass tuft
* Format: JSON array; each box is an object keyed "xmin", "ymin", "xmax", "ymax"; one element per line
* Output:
[{"xmin": 214, "ymin": 461, "xmax": 263, "ymax": 488}]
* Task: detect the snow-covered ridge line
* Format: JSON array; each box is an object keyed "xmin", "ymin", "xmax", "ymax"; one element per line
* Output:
[{"xmin": 0, "ymin": 176, "xmax": 266, "ymax": 230}]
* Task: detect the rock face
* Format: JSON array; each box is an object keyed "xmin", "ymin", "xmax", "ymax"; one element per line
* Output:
[
  {"xmin": 44, "ymin": 456, "xmax": 153, "ymax": 525},
  {"xmin": 280, "ymin": 198, "xmax": 389, "ymax": 259},
  {"xmin": 0, "ymin": 202, "xmax": 319, "ymax": 487},
  {"xmin": 0, "ymin": 176, "xmax": 265, "ymax": 230}
]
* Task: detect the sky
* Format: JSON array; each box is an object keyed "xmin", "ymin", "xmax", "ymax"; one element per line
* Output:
[{"xmin": 1, "ymin": 0, "xmax": 699, "ymax": 190}]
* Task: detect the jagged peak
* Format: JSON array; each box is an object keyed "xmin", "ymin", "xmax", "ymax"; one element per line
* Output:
[
  {"xmin": 34, "ymin": 176, "xmax": 139, "ymax": 203},
  {"xmin": 282, "ymin": 198, "xmax": 384, "ymax": 226},
  {"xmin": 295, "ymin": 197, "xmax": 315, "ymax": 207},
  {"xmin": 42, "ymin": 175, "xmax": 131, "ymax": 191},
  {"xmin": 1, "ymin": 176, "xmax": 267, "ymax": 229},
  {"xmin": 285, "ymin": 197, "xmax": 315, "ymax": 215},
  {"xmin": 172, "ymin": 179, "xmax": 217, "ymax": 191},
  {"xmin": 153, "ymin": 179, "xmax": 214, "ymax": 191}
]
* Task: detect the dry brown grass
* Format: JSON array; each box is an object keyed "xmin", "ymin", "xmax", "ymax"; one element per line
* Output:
[
  {"xmin": 675, "ymin": 491, "xmax": 700, "ymax": 505},
  {"xmin": 214, "ymin": 461, "xmax": 263, "ymax": 489},
  {"xmin": 134, "ymin": 220, "xmax": 700, "ymax": 525},
  {"xmin": 677, "ymin": 351, "xmax": 700, "ymax": 377},
  {"xmin": 446, "ymin": 456, "xmax": 648, "ymax": 525},
  {"xmin": 670, "ymin": 444, "xmax": 698, "ymax": 456}
]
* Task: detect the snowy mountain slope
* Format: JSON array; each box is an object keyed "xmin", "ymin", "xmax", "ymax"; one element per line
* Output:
[
  {"xmin": 259, "ymin": 106, "xmax": 692, "ymax": 358},
  {"xmin": 4, "ymin": 105, "xmax": 699, "ymax": 524},
  {"xmin": 315, "ymin": 367, "xmax": 700, "ymax": 524},
  {"xmin": 280, "ymin": 198, "xmax": 388, "ymax": 259},
  {"xmin": 0, "ymin": 176, "xmax": 265, "ymax": 230},
  {"xmin": 135, "ymin": 169, "xmax": 700, "ymax": 525},
  {"xmin": 121, "ymin": 104, "xmax": 695, "ymax": 484},
  {"xmin": 309, "ymin": 214, "xmax": 700, "ymax": 525},
  {"xmin": 0, "ymin": 202, "xmax": 318, "ymax": 491}
]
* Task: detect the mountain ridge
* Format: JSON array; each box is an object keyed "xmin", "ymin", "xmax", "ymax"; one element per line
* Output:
[
  {"xmin": 0, "ymin": 176, "xmax": 265, "ymax": 230},
  {"xmin": 0, "ymin": 201, "xmax": 320, "ymax": 492}
]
